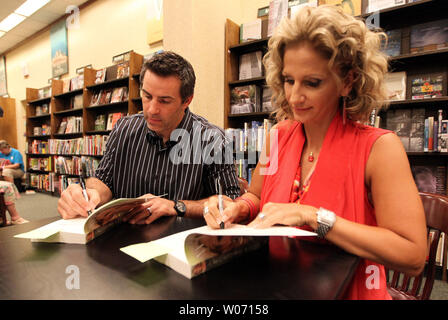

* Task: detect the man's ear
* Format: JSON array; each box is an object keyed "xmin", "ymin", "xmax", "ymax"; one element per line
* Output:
[
  {"xmin": 341, "ymin": 70, "xmax": 355, "ymax": 97},
  {"xmin": 182, "ymin": 95, "xmax": 194, "ymax": 110}
]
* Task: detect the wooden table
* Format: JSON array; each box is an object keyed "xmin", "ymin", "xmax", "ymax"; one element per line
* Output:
[{"xmin": 0, "ymin": 216, "xmax": 359, "ymax": 302}]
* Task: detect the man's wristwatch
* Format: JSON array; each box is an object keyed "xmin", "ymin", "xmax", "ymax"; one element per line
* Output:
[
  {"xmin": 173, "ymin": 200, "xmax": 186, "ymax": 217},
  {"xmin": 316, "ymin": 207, "xmax": 336, "ymax": 238}
]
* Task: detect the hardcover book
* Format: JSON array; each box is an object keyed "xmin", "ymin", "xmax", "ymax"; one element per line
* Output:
[
  {"xmin": 267, "ymin": 0, "xmax": 289, "ymax": 38},
  {"xmin": 411, "ymin": 73, "xmax": 444, "ymax": 100},
  {"xmin": 95, "ymin": 68, "xmax": 107, "ymax": 84},
  {"xmin": 365, "ymin": 0, "xmax": 405, "ymax": 13},
  {"xmin": 386, "ymin": 108, "xmax": 411, "ymax": 151},
  {"xmin": 120, "ymin": 224, "xmax": 316, "ymax": 279},
  {"xmin": 116, "ymin": 62, "xmax": 130, "ymax": 79},
  {"xmin": 110, "ymin": 87, "xmax": 124, "ymax": 103},
  {"xmin": 410, "ymin": 19, "xmax": 448, "ymax": 53},
  {"xmin": 384, "ymin": 71, "xmax": 406, "ymax": 101},
  {"xmin": 411, "ymin": 165, "xmax": 447, "ymax": 195},
  {"xmin": 94, "ymin": 114, "xmax": 106, "ymax": 131},
  {"xmin": 382, "ymin": 29, "xmax": 401, "ymax": 57},
  {"xmin": 14, "ymin": 198, "xmax": 148, "ymax": 244},
  {"xmin": 238, "ymin": 51, "xmax": 263, "ymax": 80},
  {"xmin": 230, "ymin": 85, "xmax": 260, "ymax": 114}
]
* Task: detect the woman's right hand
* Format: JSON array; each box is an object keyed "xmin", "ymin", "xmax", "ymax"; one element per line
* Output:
[{"xmin": 203, "ymin": 195, "xmax": 243, "ymax": 229}]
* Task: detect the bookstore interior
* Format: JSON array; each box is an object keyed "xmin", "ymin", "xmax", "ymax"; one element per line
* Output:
[{"xmin": 0, "ymin": 0, "xmax": 448, "ymax": 301}]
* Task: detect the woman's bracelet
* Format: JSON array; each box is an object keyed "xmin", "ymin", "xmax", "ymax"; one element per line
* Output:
[{"xmin": 235, "ymin": 196, "xmax": 257, "ymax": 221}]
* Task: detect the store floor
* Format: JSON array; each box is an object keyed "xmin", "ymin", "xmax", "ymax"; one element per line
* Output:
[{"xmin": 11, "ymin": 192, "xmax": 448, "ymax": 300}]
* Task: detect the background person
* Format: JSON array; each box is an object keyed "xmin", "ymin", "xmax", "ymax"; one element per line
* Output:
[{"xmin": 0, "ymin": 140, "xmax": 25, "ymax": 183}]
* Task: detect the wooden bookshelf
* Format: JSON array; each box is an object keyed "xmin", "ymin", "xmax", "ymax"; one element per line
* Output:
[{"xmin": 25, "ymin": 51, "xmax": 144, "ymax": 195}]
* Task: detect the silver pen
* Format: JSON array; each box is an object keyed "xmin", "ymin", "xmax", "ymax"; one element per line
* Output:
[{"xmin": 217, "ymin": 178, "xmax": 225, "ymax": 229}]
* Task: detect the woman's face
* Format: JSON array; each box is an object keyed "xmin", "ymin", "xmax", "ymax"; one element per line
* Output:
[{"xmin": 282, "ymin": 42, "xmax": 350, "ymax": 125}]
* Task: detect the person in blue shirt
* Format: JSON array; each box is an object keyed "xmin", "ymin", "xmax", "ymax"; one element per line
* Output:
[{"xmin": 0, "ymin": 140, "xmax": 25, "ymax": 183}]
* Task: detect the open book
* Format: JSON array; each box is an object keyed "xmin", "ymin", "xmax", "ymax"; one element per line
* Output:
[
  {"xmin": 14, "ymin": 197, "xmax": 148, "ymax": 244},
  {"xmin": 120, "ymin": 225, "xmax": 316, "ymax": 279}
]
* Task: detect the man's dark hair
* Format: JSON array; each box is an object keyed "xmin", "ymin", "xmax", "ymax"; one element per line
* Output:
[{"xmin": 140, "ymin": 51, "xmax": 196, "ymax": 103}]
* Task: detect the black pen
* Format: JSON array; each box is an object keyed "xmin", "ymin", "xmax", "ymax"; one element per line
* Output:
[{"xmin": 80, "ymin": 163, "xmax": 93, "ymax": 216}]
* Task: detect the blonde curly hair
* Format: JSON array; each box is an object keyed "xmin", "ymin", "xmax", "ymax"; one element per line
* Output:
[{"xmin": 263, "ymin": 5, "xmax": 390, "ymax": 123}]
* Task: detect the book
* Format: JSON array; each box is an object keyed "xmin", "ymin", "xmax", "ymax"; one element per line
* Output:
[
  {"xmin": 238, "ymin": 51, "xmax": 263, "ymax": 80},
  {"xmin": 58, "ymin": 119, "xmax": 68, "ymax": 134},
  {"xmin": 116, "ymin": 61, "xmax": 130, "ymax": 79},
  {"xmin": 99, "ymin": 89, "xmax": 112, "ymax": 105},
  {"xmin": 411, "ymin": 165, "xmax": 446, "ymax": 195},
  {"xmin": 409, "ymin": 108, "xmax": 425, "ymax": 152},
  {"xmin": 382, "ymin": 29, "xmax": 401, "ymax": 57},
  {"xmin": 120, "ymin": 224, "xmax": 316, "ymax": 279},
  {"xmin": 386, "ymin": 108, "xmax": 411, "ymax": 151},
  {"xmin": 411, "ymin": 73, "xmax": 444, "ymax": 100},
  {"xmin": 62, "ymin": 79, "xmax": 71, "ymax": 93},
  {"xmin": 110, "ymin": 112, "xmax": 124, "ymax": 129},
  {"xmin": 365, "ymin": 0, "xmax": 405, "ymax": 13},
  {"xmin": 384, "ymin": 71, "xmax": 406, "ymax": 101},
  {"xmin": 410, "ymin": 18, "xmax": 448, "ymax": 53},
  {"xmin": 318, "ymin": 0, "xmax": 362, "ymax": 16},
  {"xmin": 72, "ymin": 94, "xmax": 83, "ymax": 109},
  {"xmin": 261, "ymin": 85, "xmax": 273, "ymax": 112},
  {"xmin": 230, "ymin": 85, "xmax": 260, "ymax": 114},
  {"xmin": 240, "ymin": 19, "xmax": 262, "ymax": 43},
  {"xmin": 14, "ymin": 198, "xmax": 148, "ymax": 244},
  {"xmin": 267, "ymin": 0, "xmax": 289, "ymax": 38},
  {"xmin": 95, "ymin": 68, "xmax": 107, "ymax": 84},
  {"xmin": 90, "ymin": 91, "xmax": 101, "ymax": 106},
  {"xmin": 94, "ymin": 114, "xmax": 106, "ymax": 131},
  {"xmin": 110, "ymin": 87, "xmax": 124, "ymax": 103}
]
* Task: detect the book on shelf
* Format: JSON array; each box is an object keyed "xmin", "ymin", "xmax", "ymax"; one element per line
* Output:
[
  {"xmin": 106, "ymin": 112, "xmax": 125, "ymax": 130},
  {"xmin": 267, "ymin": 0, "xmax": 289, "ymax": 38},
  {"xmin": 62, "ymin": 79, "xmax": 71, "ymax": 93},
  {"xmin": 411, "ymin": 165, "xmax": 446, "ymax": 195},
  {"xmin": 120, "ymin": 224, "xmax": 316, "ymax": 279},
  {"xmin": 110, "ymin": 87, "xmax": 125, "ymax": 103},
  {"xmin": 382, "ymin": 29, "xmax": 401, "ymax": 57},
  {"xmin": 14, "ymin": 197, "xmax": 149, "ymax": 244},
  {"xmin": 410, "ymin": 18, "xmax": 448, "ymax": 53},
  {"xmin": 365, "ymin": 0, "xmax": 405, "ymax": 14},
  {"xmin": 386, "ymin": 108, "xmax": 411, "ymax": 151},
  {"xmin": 261, "ymin": 85, "xmax": 273, "ymax": 112},
  {"xmin": 94, "ymin": 114, "xmax": 106, "ymax": 131},
  {"xmin": 411, "ymin": 73, "xmax": 444, "ymax": 100},
  {"xmin": 71, "ymin": 94, "xmax": 83, "ymax": 109},
  {"xmin": 318, "ymin": 0, "xmax": 361, "ymax": 16},
  {"xmin": 90, "ymin": 91, "xmax": 101, "ymax": 106},
  {"xmin": 384, "ymin": 71, "xmax": 406, "ymax": 101},
  {"xmin": 240, "ymin": 19, "xmax": 264, "ymax": 43},
  {"xmin": 409, "ymin": 108, "xmax": 425, "ymax": 152},
  {"xmin": 58, "ymin": 118, "xmax": 68, "ymax": 134},
  {"xmin": 99, "ymin": 89, "xmax": 113, "ymax": 105},
  {"xmin": 116, "ymin": 61, "xmax": 130, "ymax": 79},
  {"xmin": 95, "ymin": 68, "xmax": 107, "ymax": 84},
  {"xmin": 238, "ymin": 51, "xmax": 263, "ymax": 80},
  {"xmin": 230, "ymin": 85, "xmax": 260, "ymax": 114}
]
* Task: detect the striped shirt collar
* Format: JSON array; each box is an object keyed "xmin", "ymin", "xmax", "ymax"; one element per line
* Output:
[{"xmin": 146, "ymin": 107, "xmax": 193, "ymax": 146}]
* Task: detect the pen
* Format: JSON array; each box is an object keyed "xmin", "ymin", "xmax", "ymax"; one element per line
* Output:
[
  {"xmin": 217, "ymin": 178, "xmax": 225, "ymax": 229},
  {"xmin": 80, "ymin": 163, "xmax": 93, "ymax": 216}
]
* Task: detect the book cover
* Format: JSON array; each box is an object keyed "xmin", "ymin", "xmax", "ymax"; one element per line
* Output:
[
  {"xmin": 410, "ymin": 18, "xmax": 448, "ymax": 53},
  {"xmin": 116, "ymin": 61, "xmax": 130, "ymax": 79},
  {"xmin": 240, "ymin": 19, "xmax": 262, "ymax": 43},
  {"xmin": 120, "ymin": 224, "xmax": 316, "ymax": 279},
  {"xmin": 90, "ymin": 91, "xmax": 101, "ymax": 106},
  {"xmin": 409, "ymin": 108, "xmax": 425, "ymax": 152},
  {"xmin": 319, "ymin": 0, "xmax": 362, "ymax": 16},
  {"xmin": 267, "ymin": 0, "xmax": 289, "ymax": 38},
  {"xmin": 386, "ymin": 108, "xmax": 411, "ymax": 151},
  {"xmin": 261, "ymin": 85, "xmax": 273, "ymax": 112},
  {"xmin": 110, "ymin": 87, "xmax": 124, "ymax": 103},
  {"xmin": 365, "ymin": 0, "xmax": 405, "ymax": 13},
  {"xmin": 95, "ymin": 68, "xmax": 106, "ymax": 84},
  {"xmin": 14, "ymin": 198, "xmax": 147, "ymax": 244},
  {"xmin": 58, "ymin": 119, "xmax": 68, "ymax": 134},
  {"xmin": 62, "ymin": 79, "xmax": 71, "ymax": 93},
  {"xmin": 384, "ymin": 71, "xmax": 406, "ymax": 101},
  {"xmin": 99, "ymin": 89, "xmax": 112, "ymax": 105},
  {"xmin": 230, "ymin": 85, "xmax": 260, "ymax": 114},
  {"xmin": 106, "ymin": 113, "xmax": 114, "ymax": 130},
  {"xmin": 411, "ymin": 165, "xmax": 446, "ymax": 195},
  {"xmin": 110, "ymin": 112, "xmax": 123, "ymax": 129},
  {"xmin": 94, "ymin": 114, "xmax": 106, "ymax": 131},
  {"xmin": 382, "ymin": 29, "xmax": 401, "ymax": 57},
  {"xmin": 411, "ymin": 73, "xmax": 444, "ymax": 100},
  {"xmin": 238, "ymin": 51, "xmax": 263, "ymax": 80},
  {"xmin": 72, "ymin": 94, "xmax": 83, "ymax": 109}
]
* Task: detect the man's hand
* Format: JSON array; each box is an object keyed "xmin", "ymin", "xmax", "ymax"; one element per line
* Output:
[
  {"xmin": 58, "ymin": 184, "xmax": 101, "ymax": 219},
  {"xmin": 123, "ymin": 194, "xmax": 177, "ymax": 225}
]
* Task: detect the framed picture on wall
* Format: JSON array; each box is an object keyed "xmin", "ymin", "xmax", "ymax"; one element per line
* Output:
[{"xmin": 0, "ymin": 56, "xmax": 7, "ymax": 96}]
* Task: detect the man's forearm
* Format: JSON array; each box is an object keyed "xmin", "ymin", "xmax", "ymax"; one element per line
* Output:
[
  {"xmin": 183, "ymin": 199, "xmax": 207, "ymax": 219},
  {"xmin": 86, "ymin": 177, "xmax": 113, "ymax": 207}
]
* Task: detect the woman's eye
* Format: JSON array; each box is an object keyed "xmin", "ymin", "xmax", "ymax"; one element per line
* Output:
[
  {"xmin": 283, "ymin": 78, "xmax": 294, "ymax": 85},
  {"xmin": 306, "ymin": 79, "xmax": 322, "ymax": 88}
]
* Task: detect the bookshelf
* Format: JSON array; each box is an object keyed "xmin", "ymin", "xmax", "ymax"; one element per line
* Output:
[{"xmin": 25, "ymin": 51, "xmax": 144, "ymax": 195}]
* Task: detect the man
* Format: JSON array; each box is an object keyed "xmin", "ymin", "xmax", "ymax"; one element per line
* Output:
[
  {"xmin": 58, "ymin": 51, "xmax": 240, "ymax": 224},
  {"xmin": 0, "ymin": 140, "xmax": 25, "ymax": 183}
]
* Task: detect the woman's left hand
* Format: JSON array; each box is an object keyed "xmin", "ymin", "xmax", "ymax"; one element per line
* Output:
[{"xmin": 247, "ymin": 202, "xmax": 318, "ymax": 229}]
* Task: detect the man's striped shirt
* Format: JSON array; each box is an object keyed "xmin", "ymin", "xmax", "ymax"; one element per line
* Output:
[{"xmin": 95, "ymin": 109, "xmax": 240, "ymax": 201}]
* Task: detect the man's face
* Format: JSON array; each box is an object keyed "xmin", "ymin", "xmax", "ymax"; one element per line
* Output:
[
  {"xmin": 141, "ymin": 71, "xmax": 192, "ymax": 142},
  {"xmin": 0, "ymin": 147, "xmax": 9, "ymax": 155}
]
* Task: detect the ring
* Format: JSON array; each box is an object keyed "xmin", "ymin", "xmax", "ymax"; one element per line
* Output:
[
  {"xmin": 258, "ymin": 213, "xmax": 265, "ymax": 220},
  {"xmin": 147, "ymin": 207, "xmax": 152, "ymax": 215},
  {"xmin": 203, "ymin": 206, "xmax": 209, "ymax": 215}
]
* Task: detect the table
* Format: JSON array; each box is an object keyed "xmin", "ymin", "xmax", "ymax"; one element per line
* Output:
[{"xmin": 0, "ymin": 216, "xmax": 359, "ymax": 300}]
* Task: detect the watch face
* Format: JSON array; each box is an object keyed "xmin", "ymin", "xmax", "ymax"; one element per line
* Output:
[{"xmin": 176, "ymin": 201, "xmax": 186, "ymax": 212}]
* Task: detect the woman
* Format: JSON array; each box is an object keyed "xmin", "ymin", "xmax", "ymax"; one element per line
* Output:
[
  {"xmin": 204, "ymin": 5, "xmax": 426, "ymax": 299},
  {"xmin": 0, "ymin": 180, "xmax": 28, "ymax": 225}
]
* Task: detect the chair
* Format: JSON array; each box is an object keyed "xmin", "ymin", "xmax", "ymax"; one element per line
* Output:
[{"xmin": 386, "ymin": 192, "xmax": 448, "ymax": 300}]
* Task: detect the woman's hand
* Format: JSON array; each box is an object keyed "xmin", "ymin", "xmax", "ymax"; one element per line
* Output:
[
  {"xmin": 248, "ymin": 202, "xmax": 318, "ymax": 229},
  {"xmin": 203, "ymin": 195, "xmax": 244, "ymax": 229}
]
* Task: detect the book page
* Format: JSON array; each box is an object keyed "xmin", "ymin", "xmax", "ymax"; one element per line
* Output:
[{"xmin": 14, "ymin": 218, "xmax": 86, "ymax": 240}]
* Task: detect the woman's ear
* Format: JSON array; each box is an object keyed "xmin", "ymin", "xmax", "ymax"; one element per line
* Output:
[{"xmin": 341, "ymin": 70, "xmax": 355, "ymax": 96}]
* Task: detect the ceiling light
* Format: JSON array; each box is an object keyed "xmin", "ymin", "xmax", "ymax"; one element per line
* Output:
[
  {"xmin": 0, "ymin": 13, "xmax": 26, "ymax": 32},
  {"xmin": 15, "ymin": 0, "xmax": 51, "ymax": 17}
]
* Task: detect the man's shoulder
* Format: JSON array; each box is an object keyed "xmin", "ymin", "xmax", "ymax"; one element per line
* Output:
[
  {"xmin": 189, "ymin": 111, "xmax": 225, "ymax": 134},
  {"xmin": 114, "ymin": 114, "xmax": 145, "ymax": 130}
]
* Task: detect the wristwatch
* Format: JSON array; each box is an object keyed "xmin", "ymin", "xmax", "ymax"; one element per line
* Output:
[
  {"xmin": 316, "ymin": 207, "xmax": 336, "ymax": 238},
  {"xmin": 173, "ymin": 200, "xmax": 186, "ymax": 217}
]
